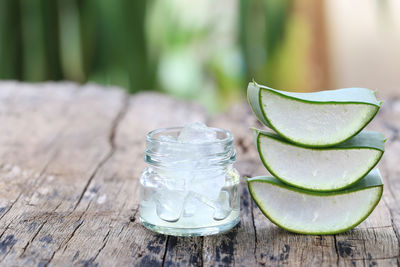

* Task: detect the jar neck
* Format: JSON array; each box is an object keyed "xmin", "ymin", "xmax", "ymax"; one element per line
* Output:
[{"xmin": 144, "ymin": 140, "xmax": 236, "ymax": 168}]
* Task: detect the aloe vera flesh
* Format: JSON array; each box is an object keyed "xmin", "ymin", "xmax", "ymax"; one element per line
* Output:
[
  {"xmin": 255, "ymin": 130, "xmax": 385, "ymax": 191},
  {"xmin": 247, "ymin": 82, "xmax": 381, "ymax": 147},
  {"xmin": 247, "ymin": 169, "xmax": 383, "ymax": 235}
]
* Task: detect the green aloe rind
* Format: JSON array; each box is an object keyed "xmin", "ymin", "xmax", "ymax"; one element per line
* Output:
[
  {"xmin": 247, "ymin": 81, "xmax": 381, "ymax": 147},
  {"xmin": 247, "ymin": 169, "xmax": 383, "ymax": 235},
  {"xmin": 253, "ymin": 129, "xmax": 385, "ymax": 191},
  {"xmin": 253, "ymin": 128, "xmax": 385, "ymax": 151},
  {"xmin": 249, "ymin": 81, "xmax": 381, "ymax": 105}
]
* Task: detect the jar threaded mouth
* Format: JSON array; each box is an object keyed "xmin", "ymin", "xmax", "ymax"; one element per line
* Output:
[
  {"xmin": 144, "ymin": 126, "xmax": 236, "ymax": 167},
  {"xmin": 146, "ymin": 126, "xmax": 234, "ymax": 146}
]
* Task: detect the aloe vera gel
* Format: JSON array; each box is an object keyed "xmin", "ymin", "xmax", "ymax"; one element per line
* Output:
[
  {"xmin": 254, "ymin": 130, "xmax": 384, "ymax": 191},
  {"xmin": 248, "ymin": 82, "xmax": 381, "ymax": 147},
  {"xmin": 247, "ymin": 81, "xmax": 385, "ymax": 234},
  {"xmin": 139, "ymin": 123, "xmax": 240, "ymax": 236},
  {"xmin": 247, "ymin": 170, "xmax": 383, "ymax": 234}
]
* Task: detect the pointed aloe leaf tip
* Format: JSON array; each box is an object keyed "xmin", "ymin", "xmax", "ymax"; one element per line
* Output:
[{"xmin": 250, "ymin": 127, "xmax": 259, "ymax": 133}]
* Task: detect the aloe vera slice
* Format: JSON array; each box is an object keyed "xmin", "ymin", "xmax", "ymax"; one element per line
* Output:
[
  {"xmin": 254, "ymin": 129, "xmax": 385, "ymax": 191},
  {"xmin": 247, "ymin": 81, "xmax": 381, "ymax": 147},
  {"xmin": 247, "ymin": 169, "xmax": 383, "ymax": 235}
]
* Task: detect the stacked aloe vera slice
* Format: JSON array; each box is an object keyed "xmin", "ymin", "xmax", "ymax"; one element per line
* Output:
[{"xmin": 246, "ymin": 81, "xmax": 385, "ymax": 234}]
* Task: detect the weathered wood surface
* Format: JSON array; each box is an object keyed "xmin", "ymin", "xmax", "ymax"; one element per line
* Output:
[{"xmin": 0, "ymin": 81, "xmax": 398, "ymax": 267}]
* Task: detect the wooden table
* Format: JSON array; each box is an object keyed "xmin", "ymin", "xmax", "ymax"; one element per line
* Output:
[{"xmin": 0, "ymin": 82, "xmax": 398, "ymax": 267}]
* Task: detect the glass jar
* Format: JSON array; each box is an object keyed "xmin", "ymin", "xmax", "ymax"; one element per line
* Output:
[{"xmin": 139, "ymin": 127, "xmax": 240, "ymax": 236}]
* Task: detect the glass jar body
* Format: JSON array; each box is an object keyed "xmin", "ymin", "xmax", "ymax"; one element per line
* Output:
[
  {"xmin": 139, "ymin": 127, "xmax": 240, "ymax": 236},
  {"xmin": 139, "ymin": 165, "xmax": 240, "ymax": 236}
]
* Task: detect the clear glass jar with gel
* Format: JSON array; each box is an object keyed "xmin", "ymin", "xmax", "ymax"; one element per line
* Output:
[{"xmin": 139, "ymin": 123, "xmax": 240, "ymax": 236}]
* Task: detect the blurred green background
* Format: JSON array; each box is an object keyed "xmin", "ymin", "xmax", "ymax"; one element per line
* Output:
[{"xmin": 1, "ymin": 0, "xmax": 399, "ymax": 113}]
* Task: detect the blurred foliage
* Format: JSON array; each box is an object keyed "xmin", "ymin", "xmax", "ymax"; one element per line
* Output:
[
  {"xmin": 0, "ymin": 0, "xmax": 153, "ymax": 92},
  {"xmin": 146, "ymin": 0, "xmax": 244, "ymax": 112},
  {"xmin": 0, "ymin": 0, "xmax": 317, "ymax": 112},
  {"xmin": 240, "ymin": 0, "xmax": 314, "ymax": 90}
]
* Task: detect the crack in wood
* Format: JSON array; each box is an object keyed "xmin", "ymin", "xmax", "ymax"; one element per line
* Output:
[
  {"xmin": 19, "ymin": 202, "xmax": 62, "ymax": 257},
  {"xmin": 0, "ymin": 222, "xmax": 16, "ymax": 262},
  {"xmin": 40, "ymin": 93, "xmax": 129, "ymax": 266},
  {"xmin": 42, "ymin": 201, "xmax": 91, "ymax": 267},
  {"xmin": 87, "ymin": 181, "xmax": 137, "ymax": 262},
  {"xmin": 199, "ymin": 237, "xmax": 204, "ymax": 267},
  {"xmin": 391, "ymin": 216, "xmax": 400, "ymax": 248},
  {"xmin": 72, "ymin": 153, "xmax": 112, "ymax": 211},
  {"xmin": 0, "ymin": 234, "xmax": 17, "ymax": 262},
  {"xmin": 72, "ymin": 95, "xmax": 130, "ymax": 211},
  {"xmin": 20, "ymin": 222, "xmax": 46, "ymax": 257},
  {"xmin": 0, "ymin": 221, "xmax": 13, "ymax": 242},
  {"xmin": 117, "ymin": 225, "xmax": 126, "ymax": 238},
  {"xmin": 89, "ymin": 192, "xmax": 130, "ymax": 264},
  {"xmin": 0, "ymin": 152, "xmax": 57, "ymax": 225},
  {"xmin": 361, "ymin": 238, "xmax": 367, "ymax": 263},
  {"xmin": 128, "ymin": 208, "xmax": 139, "ymax": 224},
  {"xmin": 0, "ymin": 221, "xmax": 21, "ymax": 262},
  {"xmin": 161, "ymin": 236, "xmax": 170, "ymax": 267},
  {"xmin": 0, "ymin": 193, "xmax": 23, "ymax": 222},
  {"xmin": 44, "ymin": 222, "xmax": 83, "ymax": 266},
  {"xmin": 90, "ymin": 228, "xmax": 111, "ymax": 265},
  {"xmin": 333, "ymin": 235, "xmax": 340, "ymax": 266},
  {"xmin": 250, "ymin": 195, "xmax": 258, "ymax": 264},
  {"xmin": 0, "ymin": 202, "xmax": 63, "ymax": 264},
  {"xmin": 108, "ymin": 95, "xmax": 130, "ymax": 151},
  {"xmin": 63, "ymin": 202, "xmax": 92, "ymax": 254}
]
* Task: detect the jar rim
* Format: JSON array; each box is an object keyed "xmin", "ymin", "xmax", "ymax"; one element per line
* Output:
[{"xmin": 146, "ymin": 126, "xmax": 234, "ymax": 147}]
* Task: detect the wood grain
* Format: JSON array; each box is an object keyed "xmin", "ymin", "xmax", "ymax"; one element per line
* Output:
[{"xmin": 0, "ymin": 82, "xmax": 398, "ymax": 266}]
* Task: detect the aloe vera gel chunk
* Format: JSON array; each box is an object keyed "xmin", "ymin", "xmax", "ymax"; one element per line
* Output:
[
  {"xmin": 247, "ymin": 169, "xmax": 383, "ymax": 235},
  {"xmin": 248, "ymin": 82, "xmax": 381, "ymax": 147},
  {"xmin": 255, "ymin": 130, "xmax": 385, "ymax": 191}
]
